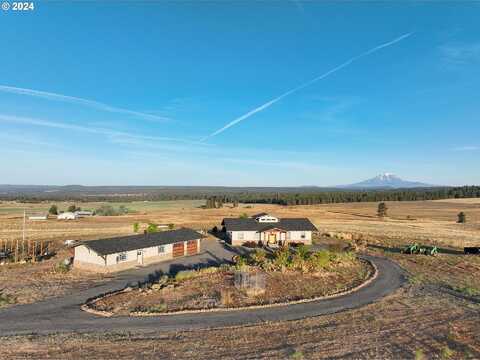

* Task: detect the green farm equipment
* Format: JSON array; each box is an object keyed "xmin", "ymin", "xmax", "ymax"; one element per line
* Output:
[{"xmin": 402, "ymin": 243, "xmax": 438, "ymax": 256}]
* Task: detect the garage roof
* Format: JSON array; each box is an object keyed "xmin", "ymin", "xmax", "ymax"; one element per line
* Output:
[{"xmin": 82, "ymin": 228, "xmax": 203, "ymax": 256}]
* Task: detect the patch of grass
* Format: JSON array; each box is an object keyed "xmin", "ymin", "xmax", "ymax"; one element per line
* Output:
[
  {"xmin": 54, "ymin": 261, "xmax": 70, "ymax": 273},
  {"xmin": 453, "ymin": 285, "xmax": 480, "ymax": 297},
  {"xmin": 409, "ymin": 274, "xmax": 426, "ymax": 285},
  {"xmin": 441, "ymin": 346, "xmax": 454, "ymax": 359},
  {"xmin": 146, "ymin": 303, "xmax": 167, "ymax": 313},
  {"xmin": 415, "ymin": 349, "xmax": 426, "ymax": 360},
  {"xmin": 0, "ymin": 291, "xmax": 15, "ymax": 307},
  {"xmin": 290, "ymin": 350, "xmax": 304, "ymax": 359},
  {"xmin": 174, "ymin": 270, "xmax": 198, "ymax": 281}
]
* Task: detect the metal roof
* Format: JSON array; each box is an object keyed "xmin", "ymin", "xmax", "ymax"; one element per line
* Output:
[{"xmin": 81, "ymin": 228, "xmax": 203, "ymax": 256}]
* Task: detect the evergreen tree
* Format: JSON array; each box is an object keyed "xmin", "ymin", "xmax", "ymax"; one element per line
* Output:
[
  {"xmin": 377, "ymin": 202, "xmax": 388, "ymax": 218},
  {"xmin": 67, "ymin": 204, "xmax": 80, "ymax": 212},
  {"xmin": 457, "ymin": 211, "xmax": 466, "ymax": 223},
  {"xmin": 48, "ymin": 204, "xmax": 58, "ymax": 215}
]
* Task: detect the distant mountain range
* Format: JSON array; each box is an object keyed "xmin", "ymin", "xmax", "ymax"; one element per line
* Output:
[{"xmin": 338, "ymin": 173, "xmax": 434, "ymax": 189}]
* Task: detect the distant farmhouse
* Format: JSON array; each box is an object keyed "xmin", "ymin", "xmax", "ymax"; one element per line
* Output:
[
  {"xmin": 74, "ymin": 228, "xmax": 202, "ymax": 272},
  {"xmin": 222, "ymin": 213, "xmax": 317, "ymax": 246}
]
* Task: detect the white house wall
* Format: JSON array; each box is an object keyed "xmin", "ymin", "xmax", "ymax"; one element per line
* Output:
[
  {"xmin": 73, "ymin": 245, "xmax": 107, "ymax": 271},
  {"xmin": 229, "ymin": 231, "xmax": 312, "ymax": 246},
  {"xmin": 74, "ymin": 240, "xmax": 199, "ymax": 273}
]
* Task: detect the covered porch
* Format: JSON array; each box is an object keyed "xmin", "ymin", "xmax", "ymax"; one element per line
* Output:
[{"xmin": 259, "ymin": 228, "xmax": 288, "ymax": 246}]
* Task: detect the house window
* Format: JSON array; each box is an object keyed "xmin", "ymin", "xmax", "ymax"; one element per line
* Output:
[
  {"xmin": 117, "ymin": 252, "xmax": 127, "ymax": 263},
  {"xmin": 158, "ymin": 245, "xmax": 165, "ymax": 254},
  {"xmin": 238, "ymin": 232, "xmax": 244, "ymax": 240},
  {"xmin": 301, "ymin": 231, "xmax": 306, "ymax": 239}
]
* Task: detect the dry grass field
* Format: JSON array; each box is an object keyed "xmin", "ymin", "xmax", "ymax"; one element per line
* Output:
[
  {"xmin": 1, "ymin": 198, "xmax": 479, "ymax": 358},
  {"xmin": 1, "ymin": 198, "xmax": 479, "ymax": 249}
]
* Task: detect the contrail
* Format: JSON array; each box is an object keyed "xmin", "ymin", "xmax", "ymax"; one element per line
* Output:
[
  {"xmin": 0, "ymin": 85, "xmax": 171, "ymax": 123},
  {"xmin": 201, "ymin": 32, "xmax": 412, "ymax": 141},
  {"xmin": 0, "ymin": 114, "xmax": 201, "ymax": 145}
]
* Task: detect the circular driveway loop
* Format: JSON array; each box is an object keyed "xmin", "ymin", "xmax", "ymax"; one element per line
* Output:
[{"xmin": 0, "ymin": 241, "xmax": 406, "ymax": 336}]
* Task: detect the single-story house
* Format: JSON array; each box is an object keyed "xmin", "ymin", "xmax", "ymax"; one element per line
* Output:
[
  {"xmin": 57, "ymin": 212, "xmax": 78, "ymax": 220},
  {"xmin": 74, "ymin": 228, "xmax": 202, "ymax": 272},
  {"xmin": 222, "ymin": 213, "xmax": 318, "ymax": 246}
]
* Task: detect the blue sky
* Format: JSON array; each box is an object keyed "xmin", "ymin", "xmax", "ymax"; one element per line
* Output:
[{"xmin": 1, "ymin": 1, "xmax": 479, "ymax": 186}]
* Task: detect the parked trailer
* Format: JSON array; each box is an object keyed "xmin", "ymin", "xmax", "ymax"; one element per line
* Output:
[{"xmin": 464, "ymin": 247, "xmax": 480, "ymax": 255}]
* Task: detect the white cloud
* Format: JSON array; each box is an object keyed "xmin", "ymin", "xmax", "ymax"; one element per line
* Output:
[
  {"xmin": 0, "ymin": 85, "xmax": 171, "ymax": 123},
  {"xmin": 0, "ymin": 114, "xmax": 201, "ymax": 146}
]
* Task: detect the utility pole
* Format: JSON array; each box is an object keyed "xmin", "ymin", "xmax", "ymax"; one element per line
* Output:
[{"xmin": 22, "ymin": 209, "xmax": 26, "ymax": 261}]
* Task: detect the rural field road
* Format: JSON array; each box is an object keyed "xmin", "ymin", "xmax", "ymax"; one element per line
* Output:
[{"xmin": 0, "ymin": 240, "xmax": 406, "ymax": 336}]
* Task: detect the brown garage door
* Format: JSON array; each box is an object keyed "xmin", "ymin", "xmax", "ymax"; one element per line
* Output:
[
  {"xmin": 172, "ymin": 242, "xmax": 185, "ymax": 257},
  {"xmin": 186, "ymin": 240, "xmax": 198, "ymax": 255}
]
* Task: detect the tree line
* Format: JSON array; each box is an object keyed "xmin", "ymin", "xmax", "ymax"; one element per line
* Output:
[
  {"xmin": 206, "ymin": 186, "xmax": 480, "ymax": 206},
  {"xmin": 2, "ymin": 185, "xmax": 479, "ymax": 205}
]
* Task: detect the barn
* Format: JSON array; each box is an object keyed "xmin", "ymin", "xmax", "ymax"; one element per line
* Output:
[{"xmin": 73, "ymin": 228, "xmax": 202, "ymax": 272}]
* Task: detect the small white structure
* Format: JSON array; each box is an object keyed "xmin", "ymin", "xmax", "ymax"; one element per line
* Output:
[
  {"xmin": 74, "ymin": 210, "xmax": 94, "ymax": 218},
  {"xmin": 57, "ymin": 212, "xmax": 78, "ymax": 220},
  {"xmin": 28, "ymin": 215, "xmax": 48, "ymax": 221},
  {"xmin": 64, "ymin": 239, "xmax": 78, "ymax": 247}
]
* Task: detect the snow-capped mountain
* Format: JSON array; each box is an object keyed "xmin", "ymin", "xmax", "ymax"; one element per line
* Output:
[{"xmin": 340, "ymin": 173, "xmax": 433, "ymax": 189}]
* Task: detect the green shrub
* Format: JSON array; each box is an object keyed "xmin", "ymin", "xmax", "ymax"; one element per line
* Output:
[
  {"xmin": 168, "ymin": 223, "xmax": 175, "ymax": 230},
  {"xmin": 147, "ymin": 223, "xmax": 158, "ymax": 233},
  {"xmin": 291, "ymin": 350, "xmax": 304, "ymax": 360},
  {"xmin": 415, "ymin": 349, "xmax": 426, "ymax": 360},
  {"xmin": 67, "ymin": 204, "xmax": 81, "ymax": 212},
  {"xmin": 55, "ymin": 261, "xmax": 70, "ymax": 273},
  {"xmin": 146, "ymin": 303, "xmax": 167, "ymax": 313},
  {"xmin": 133, "ymin": 222, "xmax": 140, "ymax": 233},
  {"xmin": 0, "ymin": 291, "xmax": 15, "ymax": 307},
  {"xmin": 199, "ymin": 266, "xmax": 220, "ymax": 275},
  {"xmin": 48, "ymin": 204, "xmax": 58, "ymax": 215},
  {"xmin": 441, "ymin": 346, "xmax": 454, "ymax": 359},
  {"xmin": 312, "ymin": 250, "xmax": 332, "ymax": 269},
  {"xmin": 296, "ymin": 245, "xmax": 311, "ymax": 260},
  {"xmin": 234, "ymin": 256, "xmax": 248, "ymax": 269},
  {"xmin": 273, "ymin": 248, "xmax": 291, "ymax": 271},
  {"xmin": 251, "ymin": 249, "xmax": 267, "ymax": 264},
  {"xmin": 175, "ymin": 270, "xmax": 198, "ymax": 281}
]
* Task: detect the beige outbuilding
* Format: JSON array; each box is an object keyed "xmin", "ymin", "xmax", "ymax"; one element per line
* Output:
[{"xmin": 74, "ymin": 228, "xmax": 202, "ymax": 272}]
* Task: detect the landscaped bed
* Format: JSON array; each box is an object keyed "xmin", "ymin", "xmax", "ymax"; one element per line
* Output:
[{"xmin": 90, "ymin": 247, "xmax": 374, "ymax": 315}]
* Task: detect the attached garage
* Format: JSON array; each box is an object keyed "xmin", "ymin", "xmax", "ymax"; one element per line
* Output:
[
  {"xmin": 73, "ymin": 228, "xmax": 203, "ymax": 272},
  {"xmin": 186, "ymin": 240, "xmax": 198, "ymax": 255},
  {"xmin": 173, "ymin": 242, "xmax": 185, "ymax": 257}
]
